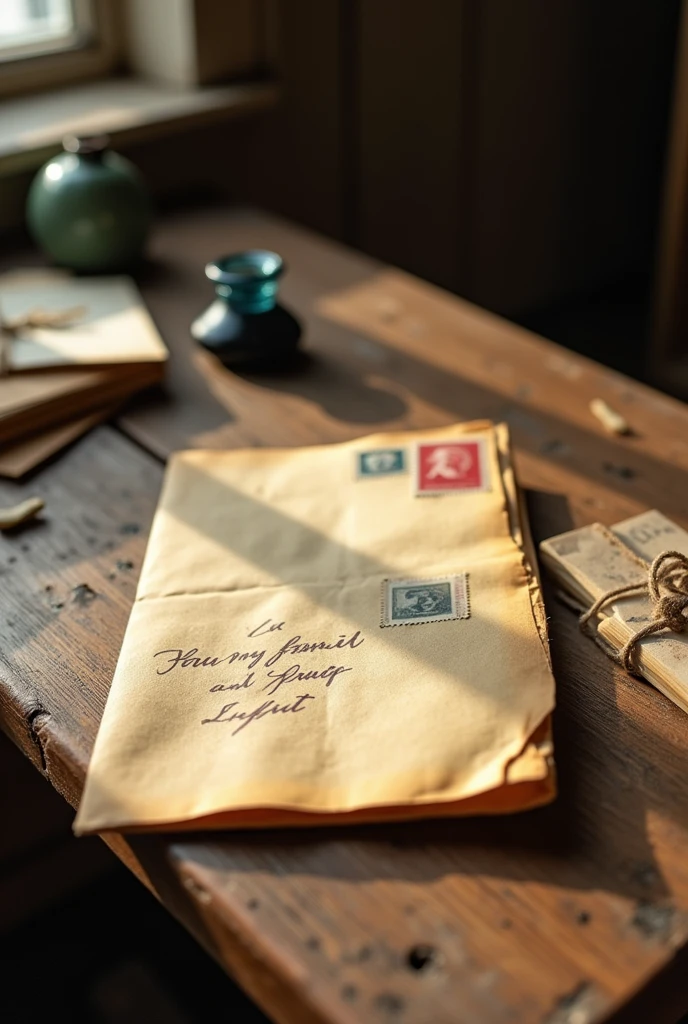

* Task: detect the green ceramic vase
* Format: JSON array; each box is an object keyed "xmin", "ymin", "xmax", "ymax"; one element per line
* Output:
[{"xmin": 26, "ymin": 135, "xmax": 150, "ymax": 273}]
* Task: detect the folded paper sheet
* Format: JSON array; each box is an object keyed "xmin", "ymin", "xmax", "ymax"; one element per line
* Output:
[
  {"xmin": 75, "ymin": 421, "xmax": 557, "ymax": 834},
  {"xmin": 0, "ymin": 271, "xmax": 168, "ymax": 372}
]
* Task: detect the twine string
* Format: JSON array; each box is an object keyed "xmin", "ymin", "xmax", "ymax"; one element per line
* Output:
[{"xmin": 579, "ymin": 549, "xmax": 688, "ymax": 672}]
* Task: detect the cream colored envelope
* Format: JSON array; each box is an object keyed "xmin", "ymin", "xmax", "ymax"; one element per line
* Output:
[{"xmin": 75, "ymin": 421, "xmax": 556, "ymax": 834}]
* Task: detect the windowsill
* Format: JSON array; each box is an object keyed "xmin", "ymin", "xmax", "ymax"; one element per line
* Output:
[{"xmin": 0, "ymin": 76, "xmax": 279, "ymax": 176}]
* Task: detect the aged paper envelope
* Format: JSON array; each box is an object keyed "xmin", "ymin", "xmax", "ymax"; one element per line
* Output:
[
  {"xmin": 75, "ymin": 421, "xmax": 556, "ymax": 834},
  {"xmin": 0, "ymin": 270, "xmax": 168, "ymax": 372}
]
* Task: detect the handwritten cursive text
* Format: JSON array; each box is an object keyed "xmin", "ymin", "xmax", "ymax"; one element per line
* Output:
[
  {"xmin": 154, "ymin": 647, "xmax": 265, "ymax": 675},
  {"xmin": 201, "ymin": 694, "xmax": 315, "ymax": 735},
  {"xmin": 248, "ymin": 619, "xmax": 285, "ymax": 637},
  {"xmin": 263, "ymin": 663, "xmax": 351, "ymax": 696},
  {"xmin": 264, "ymin": 631, "xmax": 364, "ymax": 668}
]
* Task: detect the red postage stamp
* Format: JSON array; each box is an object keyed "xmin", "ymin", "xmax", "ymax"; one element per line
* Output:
[{"xmin": 415, "ymin": 438, "xmax": 490, "ymax": 495}]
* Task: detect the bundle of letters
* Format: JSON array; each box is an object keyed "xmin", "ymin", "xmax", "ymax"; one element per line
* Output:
[{"xmin": 0, "ymin": 270, "xmax": 167, "ymax": 476}]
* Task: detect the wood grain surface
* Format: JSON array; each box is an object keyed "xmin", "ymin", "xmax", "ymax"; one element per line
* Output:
[{"xmin": 1, "ymin": 206, "xmax": 688, "ymax": 1024}]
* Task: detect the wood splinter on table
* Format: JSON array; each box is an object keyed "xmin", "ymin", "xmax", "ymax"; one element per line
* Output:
[
  {"xmin": 589, "ymin": 397, "xmax": 631, "ymax": 435},
  {"xmin": 0, "ymin": 496, "xmax": 44, "ymax": 530}
]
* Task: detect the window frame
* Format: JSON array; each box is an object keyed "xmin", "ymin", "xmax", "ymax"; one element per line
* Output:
[
  {"xmin": 0, "ymin": 0, "xmax": 123, "ymax": 99},
  {"xmin": 0, "ymin": 1, "xmax": 92, "ymax": 64}
]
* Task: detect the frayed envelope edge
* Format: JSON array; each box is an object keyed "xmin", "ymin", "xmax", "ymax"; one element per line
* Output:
[{"xmin": 75, "ymin": 715, "xmax": 556, "ymax": 835}]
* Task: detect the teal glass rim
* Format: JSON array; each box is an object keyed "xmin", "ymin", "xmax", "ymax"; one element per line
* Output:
[{"xmin": 205, "ymin": 250, "xmax": 285, "ymax": 313}]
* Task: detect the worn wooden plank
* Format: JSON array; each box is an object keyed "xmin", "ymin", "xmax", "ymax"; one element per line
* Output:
[{"xmin": 1, "ymin": 208, "xmax": 688, "ymax": 1023}]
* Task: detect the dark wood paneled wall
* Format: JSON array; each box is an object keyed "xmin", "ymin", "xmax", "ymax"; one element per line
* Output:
[
  {"xmin": 231, "ymin": 0, "xmax": 348, "ymax": 239},
  {"xmin": 129, "ymin": 0, "xmax": 680, "ymax": 319},
  {"xmin": 354, "ymin": 1, "xmax": 470, "ymax": 293},
  {"xmin": 653, "ymin": 0, "xmax": 688, "ymax": 383},
  {"xmin": 468, "ymin": 0, "xmax": 679, "ymax": 313},
  {"xmin": 349, "ymin": 0, "xmax": 679, "ymax": 315}
]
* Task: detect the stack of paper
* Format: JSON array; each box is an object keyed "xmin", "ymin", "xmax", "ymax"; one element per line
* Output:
[
  {"xmin": 540, "ymin": 509, "xmax": 688, "ymax": 715},
  {"xmin": 0, "ymin": 271, "xmax": 167, "ymax": 476}
]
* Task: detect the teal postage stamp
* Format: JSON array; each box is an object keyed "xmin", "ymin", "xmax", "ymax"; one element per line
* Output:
[
  {"xmin": 356, "ymin": 448, "xmax": 406, "ymax": 478},
  {"xmin": 381, "ymin": 574, "xmax": 470, "ymax": 626}
]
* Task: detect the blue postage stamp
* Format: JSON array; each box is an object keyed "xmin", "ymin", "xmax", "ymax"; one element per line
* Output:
[
  {"xmin": 357, "ymin": 448, "xmax": 406, "ymax": 478},
  {"xmin": 381, "ymin": 574, "xmax": 470, "ymax": 626}
]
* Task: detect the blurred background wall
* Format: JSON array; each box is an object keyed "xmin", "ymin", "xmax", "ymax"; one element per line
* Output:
[
  {"xmin": 115, "ymin": 0, "xmax": 682, "ymax": 385},
  {"xmin": 221, "ymin": 0, "xmax": 681, "ymax": 316}
]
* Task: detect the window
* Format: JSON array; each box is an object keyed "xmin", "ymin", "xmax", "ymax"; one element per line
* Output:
[
  {"xmin": 0, "ymin": 0, "xmax": 90, "ymax": 61},
  {"xmin": 0, "ymin": 0, "xmax": 120, "ymax": 99},
  {"xmin": 0, "ymin": 2, "xmax": 271, "ymax": 101}
]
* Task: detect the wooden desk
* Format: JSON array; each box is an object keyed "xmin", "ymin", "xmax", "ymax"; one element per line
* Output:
[{"xmin": 1, "ymin": 207, "xmax": 688, "ymax": 1024}]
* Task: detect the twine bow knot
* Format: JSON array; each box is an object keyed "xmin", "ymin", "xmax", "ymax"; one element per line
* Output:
[{"xmin": 580, "ymin": 549, "xmax": 688, "ymax": 672}]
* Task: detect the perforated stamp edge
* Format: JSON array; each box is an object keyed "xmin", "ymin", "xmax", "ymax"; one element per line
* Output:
[
  {"xmin": 355, "ymin": 447, "xmax": 408, "ymax": 480},
  {"xmin": 380, "ymin": 573, "xmax": 471, "ymax": 627},
  {"xmin": 414, "ymin": 437, "xmax": 491, "ymax": 496}
]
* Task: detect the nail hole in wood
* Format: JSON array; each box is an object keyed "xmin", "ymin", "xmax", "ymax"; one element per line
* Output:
[{"xmin": 406, "ymin": 944, "xmax": 440, "ymax": 972}]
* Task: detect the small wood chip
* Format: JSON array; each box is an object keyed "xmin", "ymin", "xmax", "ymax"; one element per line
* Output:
[
  {"xmin": 0, "ymin": 496, "xmax": 44, "ymax": 530},
  {"xmin": 590, "ymin": 398, "xmax": 630, "ymax": 435}
]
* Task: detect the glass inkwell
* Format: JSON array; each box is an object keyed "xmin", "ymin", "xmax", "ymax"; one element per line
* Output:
[{"xmin": 191, "ymin": 250, "xmax": 301, "ymax": 368}]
